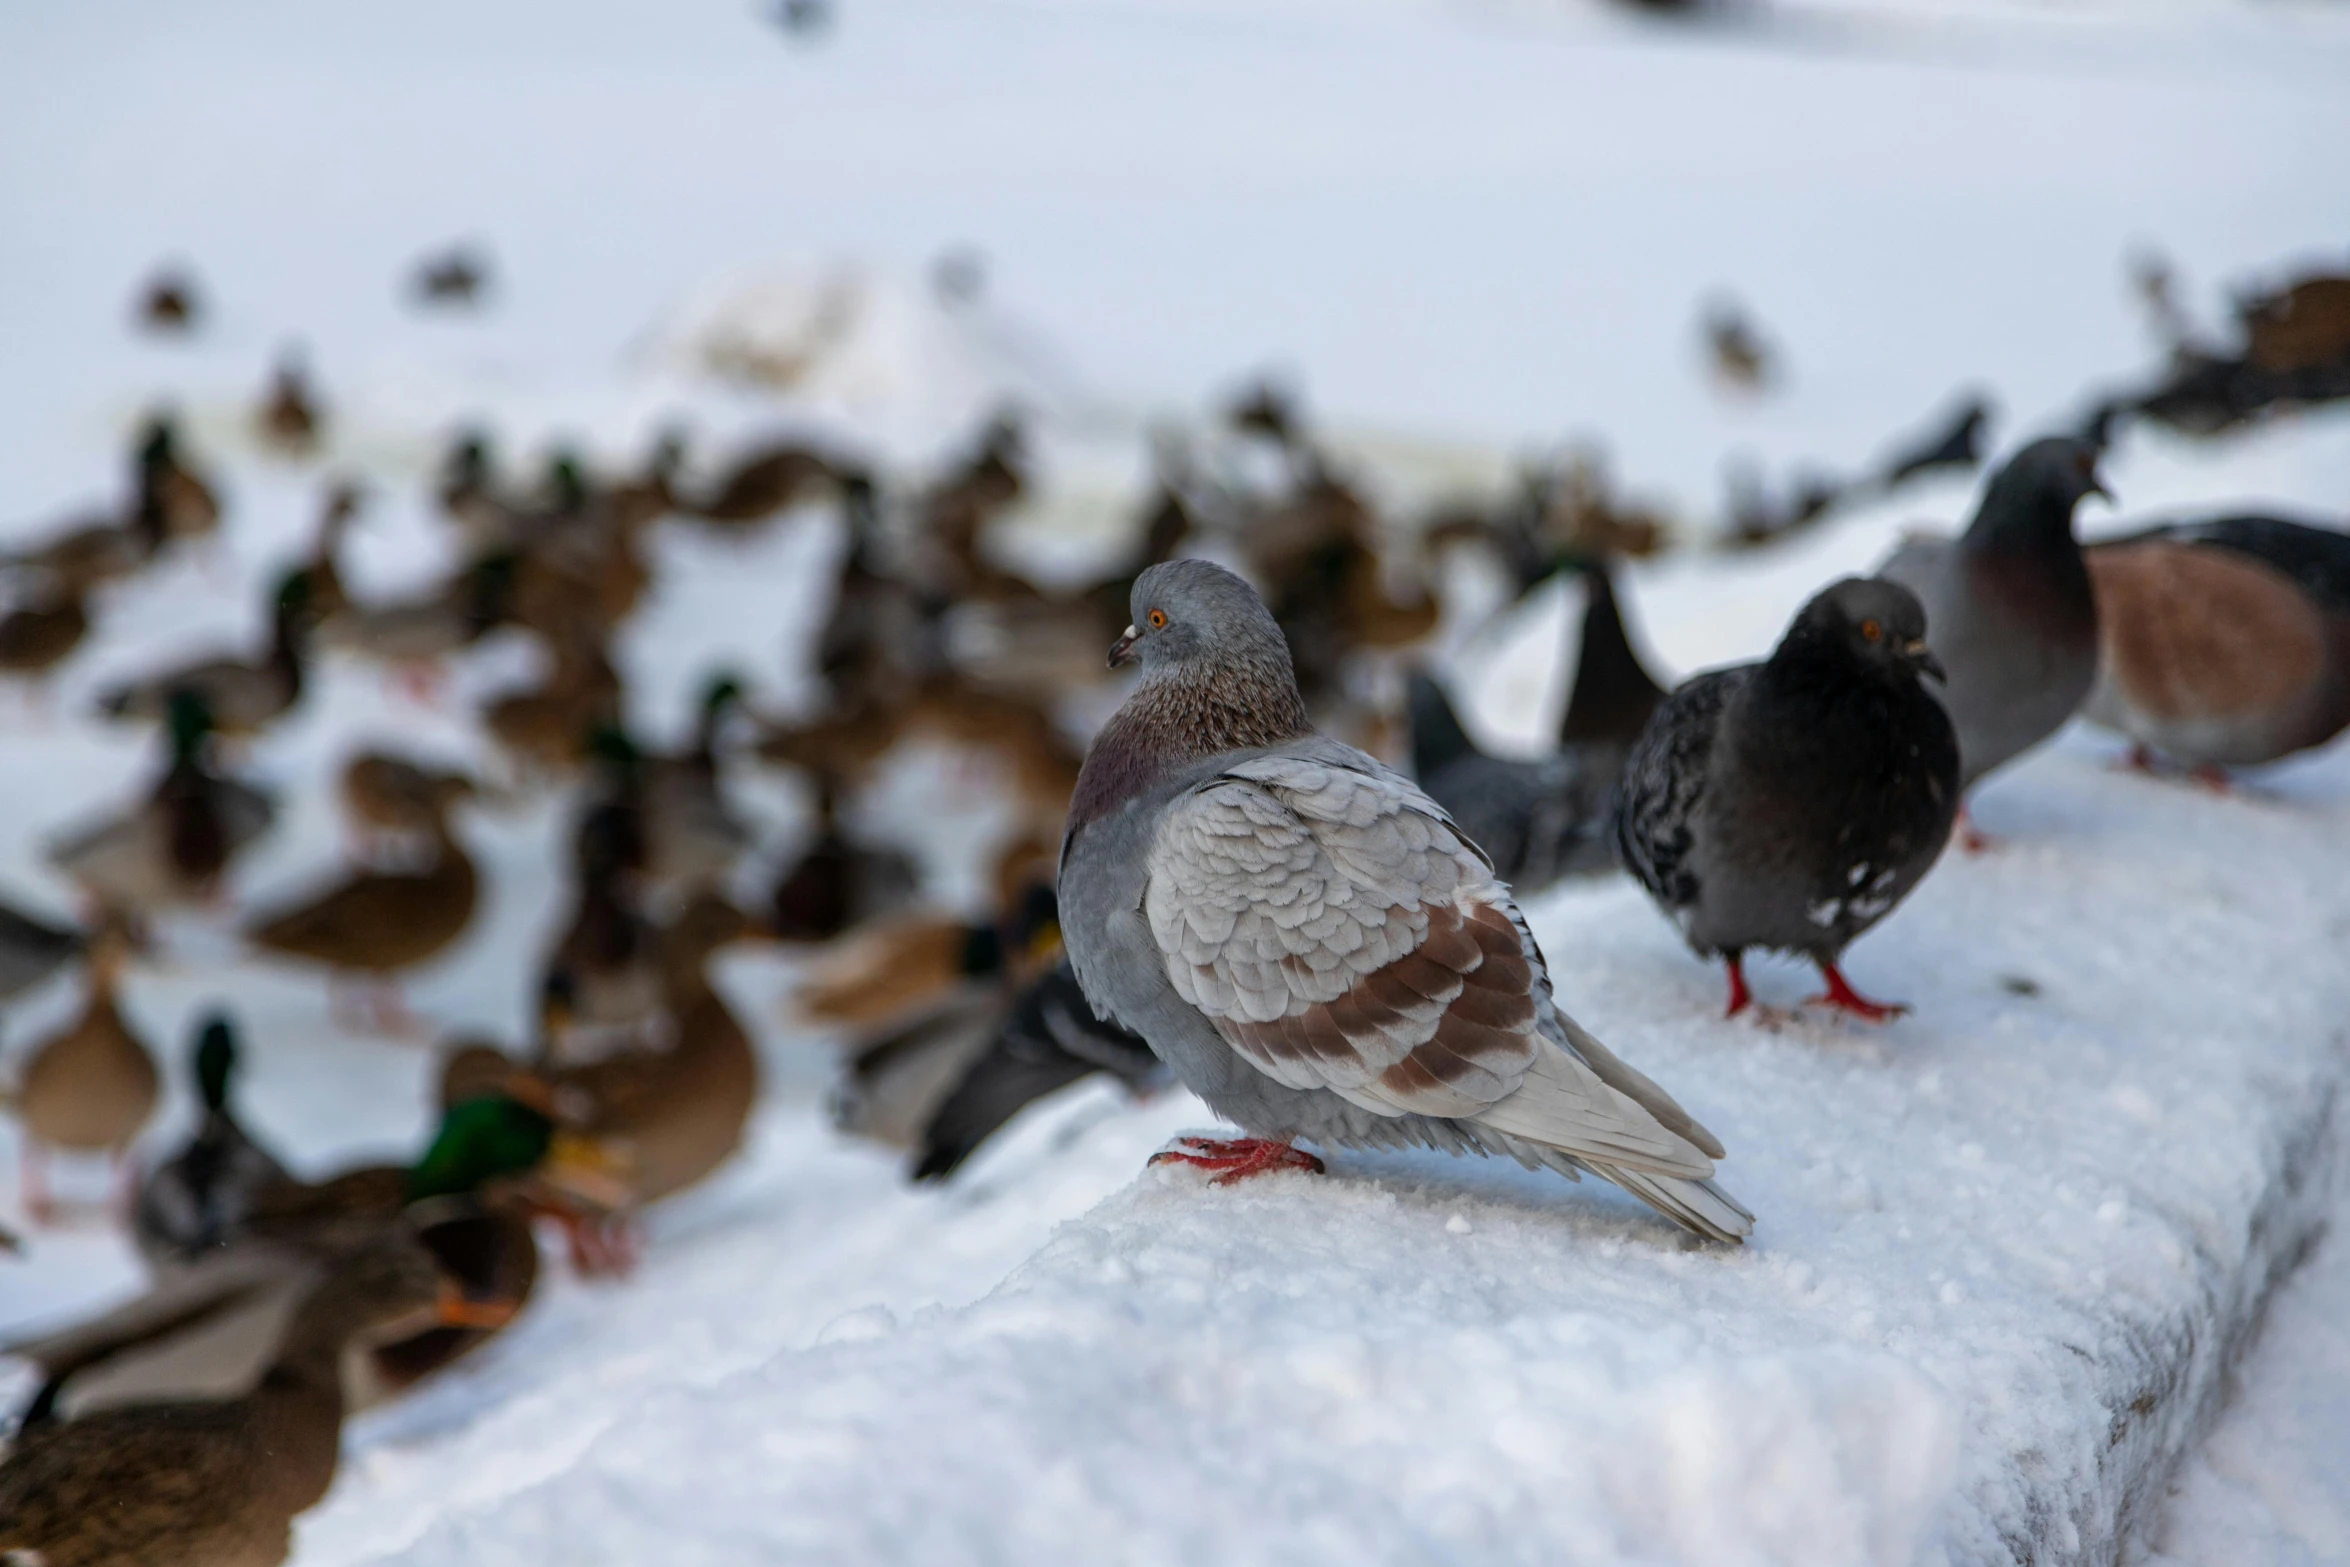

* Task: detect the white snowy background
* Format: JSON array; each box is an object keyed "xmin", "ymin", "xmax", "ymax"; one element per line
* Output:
[{"xmin": 1, "ymin": 0, "xmax": 2347, "ymax": 1562}]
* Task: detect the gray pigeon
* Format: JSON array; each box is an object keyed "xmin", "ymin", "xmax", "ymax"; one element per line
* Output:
[
  {"xmin": 1876, "ymin": 437, "xmax": 2105, "ymax": 827},
  {"xmin": 1407, "ymin": 562, "xmax": 1667, "ymax": 894},
  {"xmin": 1058, "ymin": 559, "xmax": 1752, "ymax": 1243},
  {"xmin": 1613, "ymin": 577, "xmax": 1958, "ymax": 1021}
]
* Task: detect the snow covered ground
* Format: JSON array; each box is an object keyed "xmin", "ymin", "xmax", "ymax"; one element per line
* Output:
[{"xmin": 2, "ymin": 0, "xmax": 2347, "ymax": 1562}]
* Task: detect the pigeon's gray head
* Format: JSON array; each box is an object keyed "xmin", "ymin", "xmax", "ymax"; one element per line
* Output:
[
  {"xmin": 1970, "ymin": 437, "xmax": 2110, "ymax": 547},
  {"xmin": 1781, "ymin": 577, "xmax": 1945, "ymax": 685},
  {"xmin": 1113, "ymin": 558, "xmax": 1292, "ymax": 676}
]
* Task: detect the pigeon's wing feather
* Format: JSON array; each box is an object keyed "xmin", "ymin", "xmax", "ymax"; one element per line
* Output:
[
  {"xmin": 1145, "ymin": 752, "xmax": 1539, "ymax": 1120},
  {"xmin": 1147, "ymin": 751, "xmax": 1729, "ymax": 1182},
  {"xmin": 1612, "ymin": 670, "xmax": 1739, "ymax": 909}
]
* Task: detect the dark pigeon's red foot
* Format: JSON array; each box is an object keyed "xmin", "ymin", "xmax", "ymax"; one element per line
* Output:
[
  {"xmin": 1806, "ymin": 963, "xmax": 1909, "ymax": 1023},
  {"xmin": 1722, "ymin": 955, "xmax": 1754, "ymax": 1019},
  {"xmin": 1149, "ymin": 1136, "xmax": 1325, "ymax": 1186},
  {"xmin": 2190, "ymin": 765, "xmax": 2232, "ymax": 794}
]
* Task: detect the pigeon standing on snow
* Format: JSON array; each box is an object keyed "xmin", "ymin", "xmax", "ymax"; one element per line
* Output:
[
  {"xmin": 1613, "ymin": 578, "xmax": 1958, "ymax": 1021},
  {"xmin": 1058, "ymin": 559, "xmax": 1751, "ymax": 1243},
  {"xmin": 1407, "ymin": 561, "xmax": 1668, "ymax": 894},
  {"xmin": 2081, "ymin": 528, "xmax": 2350, "ymax": 779},
  {"xmin": 1875, "ymin": 438, "xmax": 2106, "ymax": 835}
]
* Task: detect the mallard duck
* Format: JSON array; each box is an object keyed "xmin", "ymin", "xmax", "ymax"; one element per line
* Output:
[
  {"xmin": 766, "ymin": 771, "xmax": 920, "ymax": 944},
  {"xmin": 96, "ymin": 569, "xmax": 319, "ymax": 737},
  {"xmin": 436, "ymin": 429, "xmax": 517, "ymax": 554},
  {"xmin": 321, "ymin": 550, "xmax": 518, "ymax": 702},
  {"xmin": 410, "ymin": 244, "xmax": 490, "ymax": 307},
  {"xmin": 243, "ymin": 772, "xmax": 477, "ymax": 1033},
  {"xmin": 539, "ymin": 796, "xmax": 664, "ymax": 1064},
  {"xmin": 533, "ymin": 895, "xmax": 769, "ymax": 1231},
  {"xmin": 915, "ymin": 410, "xmax": 1026, "ymax": 598},
  {"xmin": 0, "ymin": 568, "xmax": 93, "ymax": 693},
  {"xmin": 481, "ymin": 619, "xmax": 621, "ymax": 781},
  {"xmin": 137, "ymin": 414, "xmax": 222, "ymax": 548},
  {"xmin": 337, "ymin": 750, "xmax": 473, "ymax": 862},
  {"xmin": 810, "ymin": 470, "xmax": 943, "ymax": 717},
  {"xmin": 13, "ymin": 1075, "xmax": 549, "ymax": 1433},
  {"xmin": 47, "ymin": 691, "xmax": 277, "ymax": 925},
  {"xmin": 0, "ymin": 415, "xmax": 210, "ymax": 585},
  {"xmin": 133, "ymin": 1012, "xmax": 293, "ymax": 1271},
  {"xmin": 300, "ymin": 481, "xmax": 363, "ymax": 626},
  {"xmin": 642, "ymin": 673, "xmax": 753, "ymax": 903},
  {"xmin": 0, "ymin": 1235, "xmax": 510, "ymax": 1566},
  {"xmin": 0, "ymin": 894, "xmax": 82, "ymax": 1002},
  {"xmin": 256, "ymin": 348, "xmax": 323, "ymax": 456},
  {"xmin": 685, "ymin": 435, "xmax": 837, "ymax": 530},
  {"xmin": 136, "ymin": 266, "xmax": 201, "ymax": 333},
  {"xmin": 794, "ymin": 875, "xmax": 1058, "ymax": 1036},
  {"xmin": 8, "ymin": 923, "xmax": 158, "ymax": 1224}
]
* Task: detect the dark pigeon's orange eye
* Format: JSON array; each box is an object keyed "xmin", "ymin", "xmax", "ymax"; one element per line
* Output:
[
  {"xmin": 1147, "ymin": 609, "xmax": 1168, "ymax": 629},
  {"xmin": 1859, "ymin": 619, "xmax": 1883, "ymax": 643}
]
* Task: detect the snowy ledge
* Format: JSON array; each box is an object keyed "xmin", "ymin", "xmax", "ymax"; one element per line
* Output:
[{"xmin": 360, "ymin": 739, "xmax": 2350, "ymax": 1567}]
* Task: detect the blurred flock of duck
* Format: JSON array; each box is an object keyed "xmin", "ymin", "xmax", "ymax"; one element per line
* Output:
[{"xmin": 0, "ymin": 241, "xmax": 2344, "ymax": 1560}]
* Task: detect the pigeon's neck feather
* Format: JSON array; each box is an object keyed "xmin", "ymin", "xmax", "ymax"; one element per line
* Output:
[{"xmin": 1068, "ymin": 661, "xmax": 1311, "ymax": 833}]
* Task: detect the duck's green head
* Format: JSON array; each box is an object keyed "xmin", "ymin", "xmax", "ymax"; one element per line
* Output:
[
  {"xmin": 137, "ymin": 415, "xmax": 178, "ymax": 472},
  {"xmin": 164, "ymin": 687, "xmax": 216, "ymax": 761},
  {"xmin": 584, "ymin": 723, "xmax": 643, "ymax": 779},
  {"xmin": 547, "ymin": 451, "xmax": 590, "ymax": 514},
  {"xmin": 193, "ymin": 1012, "xmax": 239, "ymax": 1112},
  {"xmin": 408, "ymin": 1093, "xmax": 555, "ymax": 1203},
  {"xmin": 274, "ymin": 567, "xmax": 317, "ymax": 618},
  {"xmin": 700, "ymin": 671, "xmax": 747, "ymax": 720}
]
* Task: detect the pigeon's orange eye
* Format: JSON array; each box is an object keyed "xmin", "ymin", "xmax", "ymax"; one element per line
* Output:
[
  {"xmin": 1147, "ymin": 609, "xmax": 1168, "ymax": 629},
  {"xmin": 1859, "ymin": 618, "xmax": 1882, "ymax": 643}
]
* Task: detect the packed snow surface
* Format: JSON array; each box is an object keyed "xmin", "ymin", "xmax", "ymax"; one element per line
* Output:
[{"xmin": 1, "ymin": 0, "xmax": 2347, "ymax": 1563}]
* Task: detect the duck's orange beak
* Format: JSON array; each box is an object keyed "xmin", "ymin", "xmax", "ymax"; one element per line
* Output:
[{"xmin": 435, "ymin": 1282, "xmax": 521, "ymax": 1332}]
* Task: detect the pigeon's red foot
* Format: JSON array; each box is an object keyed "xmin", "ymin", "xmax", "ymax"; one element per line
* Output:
[
  {"xmin": 1722, "ymin": 955, "xmax": 1754, "ymax": 1019},
  {"xmin": 1805, "ymin": 963, "xmax": 1909, "ymax": 1023},
  {"xmin": 1149, "ymin": 1136, "xmax": 1324, "ymax": 1186},
  {"xmin": 2190, "ymin": 765, "xmax": 2232, "ymax": 794}
]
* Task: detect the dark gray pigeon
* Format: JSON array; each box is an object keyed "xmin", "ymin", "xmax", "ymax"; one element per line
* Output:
[
  {"xmin": 1613, "ymin": 577, "xmax": 1959, "ymax": 1021},
  {"xmin": 911, "ymin": 958, "xmax": 1163, "ymax": 1182},
  {"xmin": 1407, "ymin": 562, "xmax": 1667, "ymax": 894},
  {"xmin": 1059, "ymin": 558, "xmax": 1752, "ymax": 1242},
  {"xmin": 1875, "ymin": 438, "xmax": 2105, "ymax": 828}
]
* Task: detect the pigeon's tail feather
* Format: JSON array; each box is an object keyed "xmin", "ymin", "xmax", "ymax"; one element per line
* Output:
[
  {"xmin": 1466, "ymin": 1124, "xmax": 1752, "ymax": 1245},
  {"xmin": 1559, "ymin": 561, "xmax": 1667, "ymax": 748},
  {"xmin": 1405, "ymin": 670, "xmax": 1479, "ymax": 781},
  {"xmin": 1600, "ymin": 1166, "xmax": 1756, "ymax": 1245}
]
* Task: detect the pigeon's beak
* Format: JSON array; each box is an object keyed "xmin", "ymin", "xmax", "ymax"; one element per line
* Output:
[
  {"xmin": 1107, "ymin": 625, "xmax": 1141, "ymax": 669},
  {"xmin": 1906, "ymin": 640, "xmax": 1947, "ymax": 683}
]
